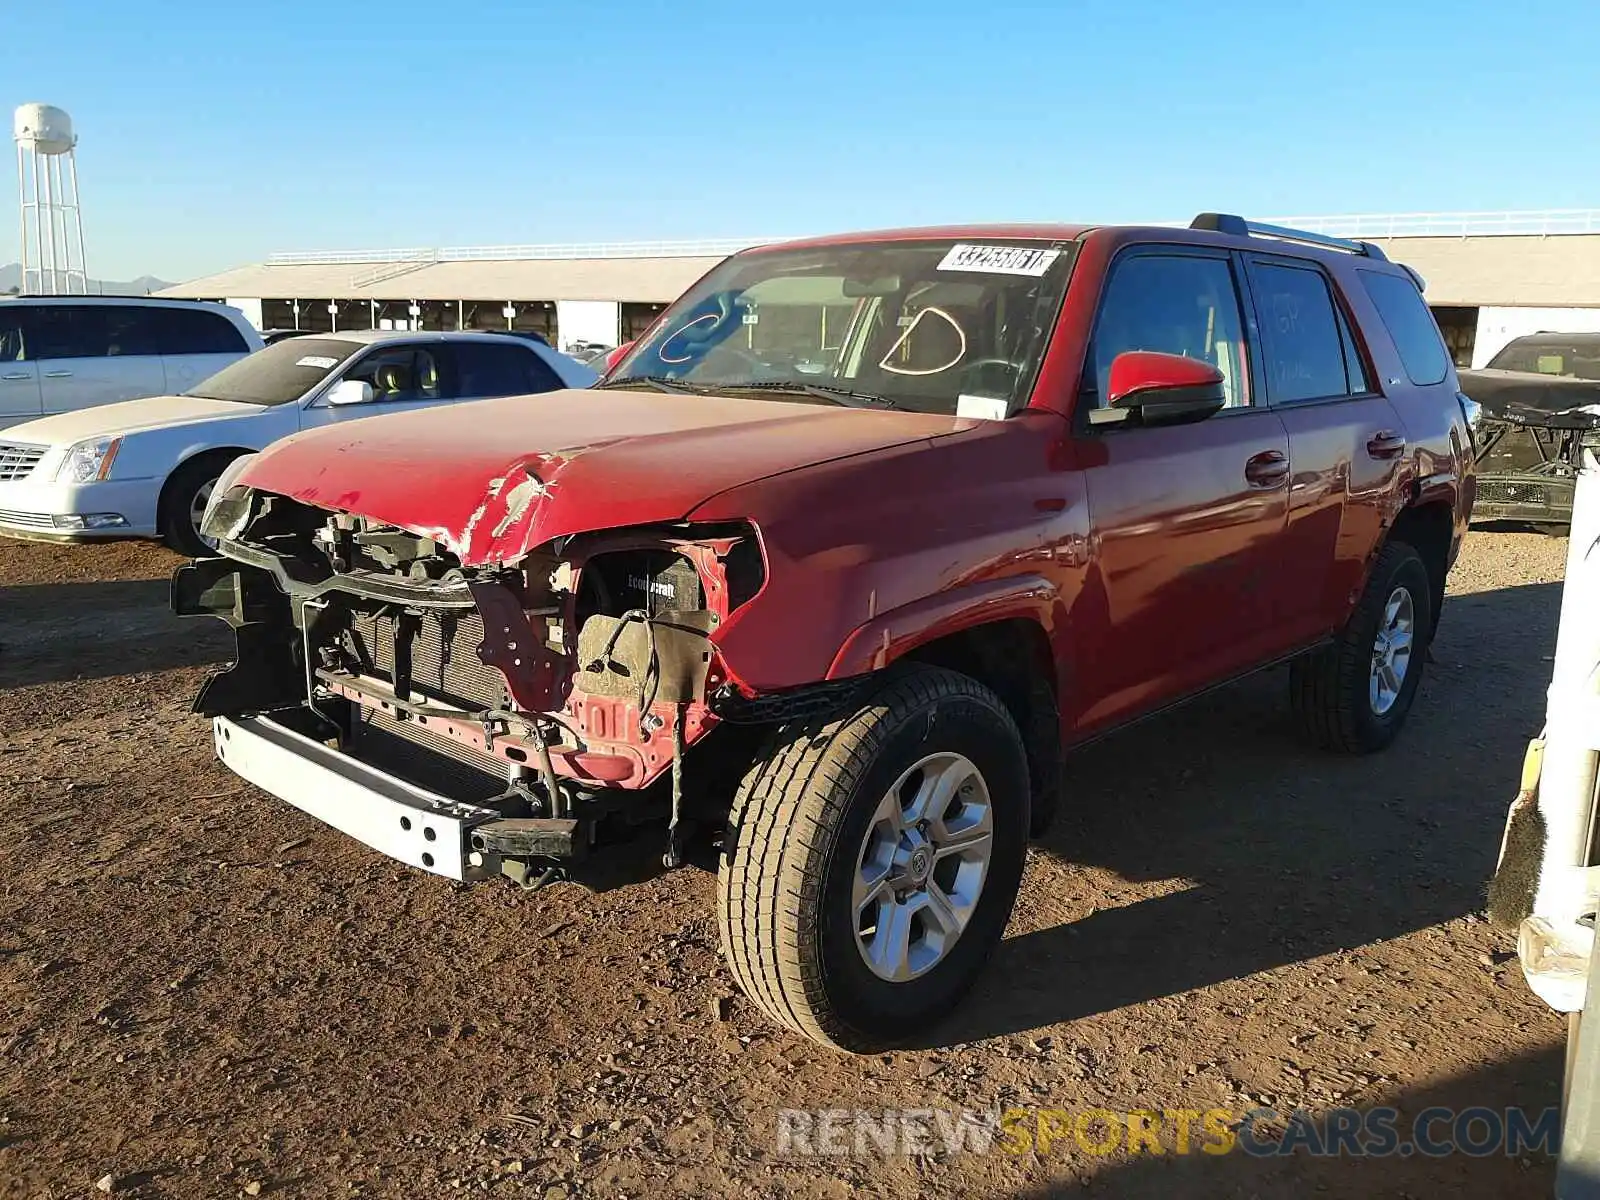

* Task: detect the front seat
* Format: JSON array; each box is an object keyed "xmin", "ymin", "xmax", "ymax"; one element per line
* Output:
[{"xmin": 373, "ymin": 362, "xmax": 413, "ymax": 400}]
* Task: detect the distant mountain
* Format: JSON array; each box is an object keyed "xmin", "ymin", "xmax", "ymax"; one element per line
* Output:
[{"xmin": 0, "ymin": 262, "xmax": 173, "ymax": 296}]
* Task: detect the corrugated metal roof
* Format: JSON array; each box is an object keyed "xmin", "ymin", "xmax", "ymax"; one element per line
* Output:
[
  {"xmin": 1364, "ymin": 235, "xmax": 1600, "ymax": 308},
  {"xmin": 158, "ymin": 225, "xmax": 1600, "ymax": 311},
  {"xmin": 155, "ymin": 254, "xmax": 727, "ymax": 304}
]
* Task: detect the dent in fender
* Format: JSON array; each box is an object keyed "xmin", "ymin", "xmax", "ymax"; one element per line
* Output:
[{"xmin": 824, "ymin": 573, "xmax": 1060, "ymax": 680}]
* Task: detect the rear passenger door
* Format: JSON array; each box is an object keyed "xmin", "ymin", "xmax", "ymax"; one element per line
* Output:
[
  {"xmin": 151, "ymin": 306, "xmax": 253, "ymax": 394},
  {"xmin": 1241, "ymin": 254, "xmax": 1406, "ymax": 646},
  {"xmin": 450, "ymin": 340, "xmax": 566, "ymax": 403},
  {"xmin": 0, "ymin": 307, "xmax": 41, "ymax": 428},
  {"xmin": 30, "ymin": 304, "xmax": 167, "ymax": 415}
]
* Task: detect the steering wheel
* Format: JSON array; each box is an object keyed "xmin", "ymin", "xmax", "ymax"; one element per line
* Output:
[{"xmin": 962, "ymin": 356, "xmax": 1023, "ymax": 376}]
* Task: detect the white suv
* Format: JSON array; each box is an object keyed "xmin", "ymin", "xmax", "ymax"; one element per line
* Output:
[{"xmin": 0, "ymin": 296, "xmax": 262, "ymax": 431}]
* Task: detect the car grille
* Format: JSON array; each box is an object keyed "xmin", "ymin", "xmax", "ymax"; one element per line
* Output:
[
  {"xmin": 0, "ymin": 507, "xmax": 54, "ymax": 529},
  {"xmin": 1479, "ymin": 479, "xmax": 1555, "ymax": 508},
  {"xmin": 345, "ymin": 607, "xmax": 503, "ymax": 710},
  {"xmin": 0, "ymin": 443, "xmax": 46, "ymax": 483}
]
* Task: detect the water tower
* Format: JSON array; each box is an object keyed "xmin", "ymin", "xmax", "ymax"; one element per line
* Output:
[{"xmin": 14, "ymin": 103, "xmax": 89, "ymax": 295}]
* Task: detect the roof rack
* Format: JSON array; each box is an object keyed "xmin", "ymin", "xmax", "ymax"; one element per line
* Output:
[{"xmin": 1189, "ymin": 212, "xmax": 1390, "ymax": 262}]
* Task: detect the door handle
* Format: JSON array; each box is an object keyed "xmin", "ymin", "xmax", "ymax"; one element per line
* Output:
[
  {"xmin": 42, "ymin": 370, "xmax": 72, "ymax": 379},
  {"xmin": 1366, "ymin": 430, "xmax": 1407, "ymax": 459},
  {"xmin": 1244, "ymin": 449, "xmax": 1290, "ymax": 488},
  {"xmin": 1, "ymin": 373, "xmax": 30, "ymax": 381}
]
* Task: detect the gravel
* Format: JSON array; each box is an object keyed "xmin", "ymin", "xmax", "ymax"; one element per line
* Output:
[{"xmin": 0, "ymin": 529, "xmax": 1573, "ymax": 1198}]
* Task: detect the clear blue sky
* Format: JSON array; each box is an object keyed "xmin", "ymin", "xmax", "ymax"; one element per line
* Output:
[{"xmin": 7, "ymin": 0, "xmax": 1593, "ymax": 281}]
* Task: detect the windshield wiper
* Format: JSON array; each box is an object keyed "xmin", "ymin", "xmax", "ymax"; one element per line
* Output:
[
  {"xmin": 594, "ymin": 375, "xmax": 696, "ymax": 395},
  {"xmin": 718, "ymin": 381, "xmax": 901, "ymax": 410}
]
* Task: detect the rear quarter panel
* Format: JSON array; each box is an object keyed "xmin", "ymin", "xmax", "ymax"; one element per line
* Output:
[{"xmin": 1333, "ymin": 260, "xmax": 1475, "ymax": 559}]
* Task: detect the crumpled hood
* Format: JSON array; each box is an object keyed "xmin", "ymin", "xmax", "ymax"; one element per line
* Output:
[
  {"xmin": 3, "ymin": 394, "xmax": 262, "ymax": 446},
  {"xmin": 235, "ymin": 387, "xmax": 977, "ymax": 563}
]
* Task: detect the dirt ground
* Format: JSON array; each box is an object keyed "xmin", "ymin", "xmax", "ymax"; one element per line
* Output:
[{"xmin": 0, "ymin": 529, "xmax": 1574, "ymax": 1199}]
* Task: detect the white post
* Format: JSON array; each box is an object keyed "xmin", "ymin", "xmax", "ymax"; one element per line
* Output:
[
  {"xmin": 15, "ymin": 143, "xmax": 27, "ymax": 293},
  {"xmin": 65, "ymin": 151, "xmax": 88, "ymax": 293},
  {"xmin": 1524, "ymin": 447, "xmax": 1600, "ymax": 1012},
  {"xmin": 50, "ymin": 154, "xmax": 67, "ymax": 291},
  {"xmin": 37, "ymin": 148, "xmax": 55, "ymax": 293}
]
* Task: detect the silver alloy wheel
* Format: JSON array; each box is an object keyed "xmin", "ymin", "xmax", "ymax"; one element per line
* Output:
[
  {"xmin": 1369, "ymin": 585, "xmax": 1416, "ymax": 716},
  {"xmin": 189, "ymin": 477, "xmax": 218, "ymax": 550},
  {"xmin": 853, "ymin": 751, "xmax": 994, "ymax": 983}
]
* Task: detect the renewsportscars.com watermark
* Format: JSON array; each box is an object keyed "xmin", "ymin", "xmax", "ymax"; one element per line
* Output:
[{"xmin": 775, "ymin": 1105, "xmax": 1560, "ymax": 1159}]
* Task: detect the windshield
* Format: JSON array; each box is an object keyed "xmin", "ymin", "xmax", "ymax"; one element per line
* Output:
[
  {"xmin": 184, "ymin": 337, "xmax": 360, "ymax": 405},
  {"xmin": 1487, "ymin": 338, "xmax": 1600, "ymax": 380},
  {"xmin": 607, "ymin": 238, "xmax": 1077, "ymax": 415}
]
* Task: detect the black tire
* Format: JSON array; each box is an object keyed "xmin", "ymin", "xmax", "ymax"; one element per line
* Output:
[
  {"xmin": 159, "ymin": 453, "xmax": 237, "ymax": 557},
  {"xmin": 717, "ymin": 664, "xmax": 1030, "ymax": 1052},
  {"xmin": 1290, "ymin": 540, "xmax": 1433, "ymax": 754}
]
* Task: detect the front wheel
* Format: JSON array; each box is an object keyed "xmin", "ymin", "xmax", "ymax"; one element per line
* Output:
[
  {"xmin": 1290, "ymin": 539, "xmax": 1434, "ymax": 753},
  {"xmin": 160, "ymin": 454, "xmax": 236, "ymax": 557},
  {"xmin": 717, "ymin": 665, "xmax": 1030, "ymax": 1052}
]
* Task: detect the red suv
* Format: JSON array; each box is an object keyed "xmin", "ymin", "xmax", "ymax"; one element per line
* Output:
[{"xmin": 175, "ymin": 214, "xmax": 1477, "ymax": 1051}]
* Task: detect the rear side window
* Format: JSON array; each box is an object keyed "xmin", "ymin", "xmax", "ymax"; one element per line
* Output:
[
  {"xmin": 453, "ymin": 342, "xmax": 564, "ymax": 398},
  {"xmin": 1248, "ymin": 261, "xmax": 1368, "ymax": 403},
  {"xmin": 1359, "ymin": 271, "xmax": 1450, "ymax": 386},
  {"xmin": 149, "ymin": 307, "xmax": 250, "ymax": 355}
]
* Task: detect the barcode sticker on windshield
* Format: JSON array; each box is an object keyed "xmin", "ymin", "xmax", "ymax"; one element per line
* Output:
[
  {"xmin": 296, "ymin": 355, "xmax": 339, "ymax": 369},
  {"xmin": 937, "ymin": 244, "xmax": 1061, "ymax": 277}
]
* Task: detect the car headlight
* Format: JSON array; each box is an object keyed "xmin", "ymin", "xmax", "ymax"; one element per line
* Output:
[
  {"xmin": 198, "ymin": 452, "xmax": 260, "ymax": 542},
  {"xmin": 1457, "ymin": 392, "xmax": 1484, "ymax": 450},
  {"xmin": 55, "ymin": 437, "xmax": 122, "ymax": 484}
]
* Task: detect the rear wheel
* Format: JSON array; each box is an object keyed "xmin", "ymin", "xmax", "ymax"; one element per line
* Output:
[
  {"xmin": 160, "ymin": 453, "xmax": 237, "ymax": 557},
  {"xmin": 717, "ymin": 665, "xmax": 1029, "ymax": 1051},
  {"xmin": 1290, "ymin": 540, "xmax": 1433, "ymax": 753}
]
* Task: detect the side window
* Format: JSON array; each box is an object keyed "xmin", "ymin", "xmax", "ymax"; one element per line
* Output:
[
  {"xmin": 1335, "ymin": 301, "xmax": 1372, "ymax": 394},
  {"xmin": 343, "ymin": 347, "xmax": 443, "ymax": 403},
  {"xmin": 1087, "ymin": 252, "xmax": 1250, "ymax": 408},
  {"xmin": 454, "ymin": 342, "xmax": 563, "ymax": 398},
  {"xmin": 150, "ymin": 307, "xmax": 250, "ymax": 355},
  {"xmin": 1359, "ymin": 270, "xmax": 1450, "ymax": 386},
  {"xmin": 1248, "ymin": 261, "xmax": 1362, "ymax": 403},
  {"xmin": 29, "ymin": 305, "xmax": 111, "ymax": 360},
  {"xmin": 0, "ymin": 311, "xmax": 25, "ymax": 362},
  {"xmin": 104, "ymin": 306, "xmax": 162, "ymax": 357}
]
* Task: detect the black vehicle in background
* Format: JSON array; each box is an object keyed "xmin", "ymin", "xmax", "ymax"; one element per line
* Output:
[{"xmin": 1461, "ymin": 333, "xmax": 1600, "ymax": 530}]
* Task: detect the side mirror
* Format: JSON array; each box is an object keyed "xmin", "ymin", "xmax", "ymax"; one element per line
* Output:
[
  {"xmin": 1089, "ymin": 351, "xmax": 1227, "ymax": 428},
  {"xmin": 327, "ymin": 379, "xmax": 375, "ymax": 406}
]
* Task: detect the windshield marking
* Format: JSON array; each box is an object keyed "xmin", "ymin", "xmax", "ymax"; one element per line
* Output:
[
  {"xmin": 659, "ymin": 313, "xmax": 719, "ymax": 364},
  {"xmin": 878, "ymin": 306, "xmax": 966, "ymax": 376}
]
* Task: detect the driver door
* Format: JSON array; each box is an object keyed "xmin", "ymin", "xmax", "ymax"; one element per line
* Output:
[{"xmin": 1071, "ymin": 246, "xmax": 1292, "ymax": 733}]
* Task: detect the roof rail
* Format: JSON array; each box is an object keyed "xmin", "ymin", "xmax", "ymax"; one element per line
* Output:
[{"xmin": 1189, "ymin": 212, "xmax": 1390, "ymax": 262}]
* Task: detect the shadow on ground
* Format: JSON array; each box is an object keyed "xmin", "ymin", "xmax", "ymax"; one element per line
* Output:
[
  {"xmin": 930, "ymin": 579, "xmax": 1562, "ymax": 1047},
  {"xmin": 1014, "ymin": 1041, "xmax": 1563, "ymax": 1198},
  {"xmin": 0, "ymin": 577, "xmax": 231, "ymax": 688}
]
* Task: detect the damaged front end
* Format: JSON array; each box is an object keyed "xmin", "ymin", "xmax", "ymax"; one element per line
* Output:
[
  {"xmin": 173, "ymin": 482, "xmax": 768, "ymax": 887},
  {"xmin": 1462, "ymin": 368, "xmax": 1600, "ymax": 526}
]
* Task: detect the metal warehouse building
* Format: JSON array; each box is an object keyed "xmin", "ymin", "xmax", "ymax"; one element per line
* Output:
[{"xmin": 157, "ymin": 211, "xmax": 1600, "ymax": 367}]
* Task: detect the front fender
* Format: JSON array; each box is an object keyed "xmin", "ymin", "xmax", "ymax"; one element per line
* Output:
[{"xmin": 825, "ymin": 573, "xmax": 1060, "ymax": 680}]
